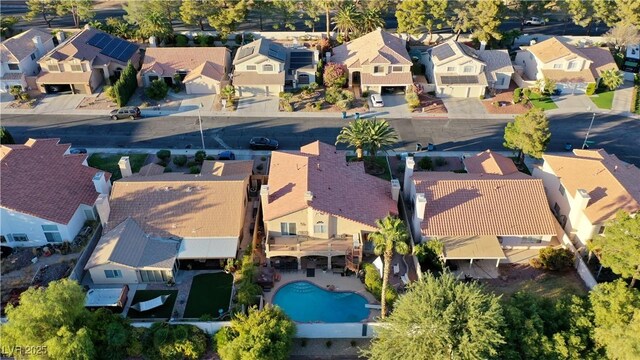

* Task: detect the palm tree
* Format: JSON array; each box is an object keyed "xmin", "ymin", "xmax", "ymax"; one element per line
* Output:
[
  {"xmin": 359, "ymin": 8, "xmax": 384, "ymax": 35},
  {"xmin": 335, "ymin": 119, "xmax": 368, "ymax": 159},
  {"xmin": 366, "ymin": 118, "xmax": 399, "ymax": 159},
  {"xmin": 333, "ymin": 4, "xmax": 360, "ymax": 42},
  {"xmin": 369, "ymin": 216, "xmax": 410, "ymax": 318},
  {"xmin": 600, "ymin": 69, "xmax": 624, "ymax": 91}
]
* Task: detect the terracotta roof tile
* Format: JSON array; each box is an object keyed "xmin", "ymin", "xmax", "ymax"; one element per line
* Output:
[
  {"xmin": 361, "ymin": 72, "xmax": 413, "ymax": 85},
  {"xmin": 331, "ymin": 29, "xmax": 412, "ymax": 68},
  {"xmin": 232, "ymin": 71, "xmax": 285, "ymax": 85},
  {"xmin": 412, "ymin": 172, "xmax": 557, "ymax": 237},
  {"xmin": 201, "ymin": 160, "xmax": 254, "ymax": 177},
  {"xmin": 463, "ymin": 150, "xmax": 519, "ymax": 176},
  {"xmin": 526, "ymin": 37, "xmax": 588, "ymax": 63},
  {"xmin": 264, "ymin": 141, "xmax": 397, "ymax": 229},
  {"xmin": 141, "ymin": 47, "xmax": 230, "ymax": 82},
  {"xmin": 0, "ymin": 139, "xmax": 106, "ymax": 224},
  {"xmin": 1, "ymin": 28, "xmax": 53, "ymax": 62},
  {"xmin": 41, "ymin": 28, "xmax": 139, "ymax": 66}
]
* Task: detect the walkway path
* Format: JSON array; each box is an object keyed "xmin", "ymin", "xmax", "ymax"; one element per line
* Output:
[{"xmin": 611, "ymin": 83, "xmax": 634, "ymax": 113}]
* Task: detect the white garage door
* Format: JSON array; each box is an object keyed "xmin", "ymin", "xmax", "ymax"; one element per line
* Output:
[
  {"xmin": 186, "ymin": 79, "xmax": 217, "ymax": 94},
  {"xmin": 557, "ymin": 82, "xmax": 587, "ymax": 95},
  {"xmin": 238, "ymin": 86, "xmax": 269, "ymax": 97}
]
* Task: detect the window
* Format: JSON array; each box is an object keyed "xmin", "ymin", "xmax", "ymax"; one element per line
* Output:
[
  {"xmin": 553, "ymin": 63, "xmax": 562, "ymax": 69},
  {"xmin": 30, "ymin": 53, "xmax": 36, "ymax": 60},
  {"xmin": 559, "ymin": 184, "xmax": 566, "ymax": 196},
  {"xmin": 521, "ymin": 236, "xmax": 543, "ymax": 244},
  {"xmin": 598, "ymin": 226, "xmax": 606, "ymax": 235},
  {"xmin": 70, "ymin": 64, "xmax": 83, "ymax": 72},
  {"xmin": 263, "ymin": 64, "xmax": 274, "ymax": 72},
  {"xmin": 391, "ymin": 66, "xmax": 403, "ymax": 72},
  {"xmin": 42, "ymin": 225, "xmax": 62, "ymax": 242},
  {"xmin": 373, "ymin": 65, "xmax": 384, "ymax": 74},
  {"xmin": 463, "ymin": 65, "xmax": 474, "ymax": 73},
  {"xmin": 446, "ymin": 66, "xmax": 455, "ymax": 72},
  {"xmin": 298, "ymin": 74, "xmax": 309, "ymax": 84},
  {"xmin": 280, "ymin": 222, "xmax": 297, "ymax": 235},
  {"xmin": 553, "ymin": 202, "xmax": 561, "ymax": 215},
  {"xmin": 499, "ymin": 76, "xmax": 506, "ymax": 85},
  {"xmin": 104, "ymin": 269, "xmax": 122, "ymax": 278},
  {"xmin": 568, "ymin": 61, "xmax": 578, "ymax": 70},
  {"xmin": 7, "ymin": 63, "xmax": 19, "ymax": 71},
  {"xmin": 84, "ymin": 209, "xmax": 96, "ymax": 220},
  {"xmin": 246, "ymin": 65, "xmax": 256, "ymax": 71},
  {"xmin": 47, "ymin": 63, "xmax": 60, "ymax": 72},
  {"xmin": 139, "ymin": 270, "xmax": 168, "ymax": 282},
  {"xmin": 148, "ymin": 75, "xmax": 158, "ymax": 82},
  {"xmin": 314, "ymin": 222, "xmax": 326, "ymax": 234},
  {"xmin": 11, "ymin": 234, "xmax": 29, "ymax": 242}
]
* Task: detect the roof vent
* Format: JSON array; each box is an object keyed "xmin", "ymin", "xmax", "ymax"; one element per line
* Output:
[{"xmin": 304, "ymin": 191, "xmax": 314, "ymax": 201}]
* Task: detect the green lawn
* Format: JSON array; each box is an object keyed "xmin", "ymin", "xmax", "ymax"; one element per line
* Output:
[
  {"xmin": 346, "ymin": 156, "xmax": 392, "ymax": 181},
  {"xmin": 183, "ymin": 273, "xmax": 233, "ymax": 319},
  {"xmin": 127, "ymin": 290, "xmax": 177, "ymax": 319},
  {"xmin": 590, "ymin": 90, "xmax": 615, "ymax": 110},
  {"xmin": 528, "ymin": 92, "xmax": 558, "ymax": 110},
  {"xmin": 484, "ymin": 271, "xmax": 588, "ymax": 301},
  {"xmin": 87, "ymin": 153, "xmax": 148, "ymax": 181}
]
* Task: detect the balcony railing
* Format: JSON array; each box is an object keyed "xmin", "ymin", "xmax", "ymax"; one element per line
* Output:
[{"xmin": 267, "ymin": 234, "xmax": 356, "ymax": 253}]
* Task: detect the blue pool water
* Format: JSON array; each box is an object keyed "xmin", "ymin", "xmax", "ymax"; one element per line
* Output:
[{"xmin": 272, "ymin": 281, "xmax": 370, "ymax": 323}]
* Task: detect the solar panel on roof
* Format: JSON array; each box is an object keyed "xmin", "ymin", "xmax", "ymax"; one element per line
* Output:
[
  {"xmin": 289, "ymin": 51, "xmax": 313, "ymax": 69},
  {"xmin": 433, "ymin": 44, "xmax": 455, "ymax": 61},
  {"xmin": 87, "ymin": 33, "xmax": 109, "ymax": 49},
  {"xmin": 95, "ymin": 35, "xmax": 111, "ymax": 49},
  {"xmin": 268, "ymin": 44, "xmax": 286, "ymax": 61},
  {"xmin": 440, "ymin": 75, "xmax": 479, "ymax": 84},
  {"xmin": 98, "ymin": 37, "xmax": 137, "ymax": 62}
]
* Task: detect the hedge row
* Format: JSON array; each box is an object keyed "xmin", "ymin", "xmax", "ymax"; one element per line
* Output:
[{"xmin": 112, "ymin": 61, "xmax": 137, "ymax": 107}]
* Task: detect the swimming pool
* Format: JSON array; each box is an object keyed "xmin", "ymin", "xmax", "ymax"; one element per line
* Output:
[{"xmin": 272, "ymin": 281, "xmax": 370, "ymax": 323}]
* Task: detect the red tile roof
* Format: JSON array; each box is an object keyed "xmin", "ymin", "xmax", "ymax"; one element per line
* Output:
[
  {"xmin": 264, "ymin": 141, "xmax": 397, "ymax": 229},
  {"xmin": 412, "ymin": 172, "xmax": 557, "ymax": 237},
  {"xmin": 0, "ymin": 139, "xmax": 108, "ymax": 224},
  {"xmin": 463, "ymin": 150, "xmax": 520, "ymax": 176}
]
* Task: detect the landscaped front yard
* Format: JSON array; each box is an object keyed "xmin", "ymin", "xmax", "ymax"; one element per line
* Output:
[
  {"xmin": 528, "ymin": 92, "xmax": 558, "ymax": 110},
  {"xmin": 183, "ymin": 272, "xmax": 233, "ymax": 319},
  {"xmin": 127, "ymin": 290, "xmax": 178, "ymax": 319},
  {"xmin": 87, "ymin": 153, "xmax": 148, "ymax": 181},
  {"xmin": 589, "ymin": 90, "xmax": 614, "ymax": 109}
]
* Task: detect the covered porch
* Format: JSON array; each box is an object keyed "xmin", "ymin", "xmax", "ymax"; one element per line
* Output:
[
  {"xmin": 265, "ymin": 233, "xmax": 363, "ymax": 271},
  {"xmin": 441, "ymin": 235, "xmax": 507, "ymax": 279}
]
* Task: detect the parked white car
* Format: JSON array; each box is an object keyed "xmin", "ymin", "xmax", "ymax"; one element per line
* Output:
[
  {"xmin": 524, "ymin": 17, "xmax": 545, "ymax": 26},
  {"xmin": 370, "ymin": 94, "xmax": 384, "ymax": 107}
]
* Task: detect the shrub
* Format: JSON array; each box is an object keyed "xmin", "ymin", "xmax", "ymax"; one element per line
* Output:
[
  {"xmin": 112, "ymin": 62, "xmax": 137, "ymax": 106},
  {"xmin": 186, "ymin": 160, "xmax": 197, "ymax": 167},
  {"xmin": 325, "ymin": 87, "xmax": 341, "ymax": 104},
  {"xmin": 175, "ymin": 34, "xmax": 188, "ymax": 46},
  {"xmin": 157, "ymin": 160, "xmax": 168, "ymax": 167},
  {"xmin": 206, "ymin": 155, "xmax": 216, "ymax": 160},
  {"xmin": 194, "ymin": 150, "xmax": 206, "ymax": 164},
  {"xmin": 163, "ymin": 167, "xmax": 172, "ymax": 173},
  {"xmin": 418, "ymin": 156, "xmax": 433, "ymax": 170},
  {"xmin": 260, "ymin": 156, "xmax": 267, "ymax": 161},
  {"xmin": 343, "ymin": 90, "xmax": 355, "ymax": 102},
  {"xmin": 19, "ymin": 92, "xmax": 30, "ymax": 101},
  {"xmin": 323, "ymin": 62, "xmax": 348, "ymax": 88},
  {"xmin": 315, "ymin": 59, "xmax": 324, "ymax": 86},
  {"xmin": 435, "ymin": 157, "xmax": 447, "ymax": 166},
  {"xmin": 413, "ymin": 241, "xmax": 444, "ymax": 273},
  {"xmin": 256, "ymin": 164, "xmax": 264, "ymax": 171},
  {"xmin": 513, "ymin": 88, "xmax": 522, "ymax": 103},
  {"xmin": 406, "ymin": 91, "xmax": 420, "ymax": 110},
  {"xmin": 586, "ymin": 82, "xmax": 597, "ymax": 96},
  {"xmin": 530, "ymin": 247, "xmax": 574, "ymax": 271},
  {"xmin": 362, "ymin": 90, "xmax": 370, "ymax": 98},
  {"xmin": 523, "ymin": 88, "xmax": 531, "ymax": 100},
  {"xmin": 479, "ymin": 94, "xmax": 485, "ymax": 100},
  {"xmin": 350, "ymin": 340, "xmax": 357, "ymax": 347},
  {"xmin": 156, "ymin": 149, "xmax": 171, "ymax": 160},
  {"xmin": 235, "ymin": 34, "xmax": 243, "ymax": 45},
  {"xmin": 282, "ymin": 102, "xmax": 293, "ymax": 112},
  {"xmin": 325, "ymin": 340, "xmax": 332, "ymax": 348},
  {"xmin": 362, "ymin": 263, "xmax": 398, "ymax": 306},
  {"xmin": 145, "ymin": 79, "xmax": 169, "ymax": 100},
  {"xmin": 142, "ymin": 323, "xmax": 207, "ymax": 360},
  {"xmin": 397, "ymin": 164, "xmax": 405, "ymax": 173},
  {"xmin": 173, "ymin": 155, "xmax": 187, "ymax": 166},
  {"xmin": 189, "ymin": 165, "xmax": 200, "ymax": 174},
  {"xmin": 336, "ymin": 99, "xmax": 351, "ymax": 111}
]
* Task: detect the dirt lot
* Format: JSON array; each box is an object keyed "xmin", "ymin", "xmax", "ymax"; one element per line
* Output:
[
  {"xmin": 482, "ymin": 264, "xmax": 588, "ymax": 300},
  {"xmin": 482, "ymin": 84, "xmax": 531, "ymax": 115},
  {"xmin": 413, "ymin": 93, "xmax": 448, "ymax": 114}
]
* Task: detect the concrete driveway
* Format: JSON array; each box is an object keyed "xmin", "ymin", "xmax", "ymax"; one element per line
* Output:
[
  {"xmin": 366, "ymin": 94, "xmax": 410, "ymax": 119},
  {"xmin": 550, "ymin": 94, "xmax": 594, "ymax": 112},
  {"xmin": 236, "ymin": 96, "xmax": 279, "ymax": 116},
  {"xmin": 441, "ymin": 97, "xmax": 488, "ymax": 117}
]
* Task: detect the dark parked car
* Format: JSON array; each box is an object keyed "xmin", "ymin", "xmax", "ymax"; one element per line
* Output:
[
  {"xmin": 70, "ymin": 148, "xmax": 87, "ymax": 154},
  {"xmin": 249, "ymin": 137, "xmax": 279, "ymax": 150},
  {"xmin": 218, "ymin": 151, "xmax": 236, "ymax": 160},
  {"xmin": 110, "ymin": 106, "xmax": 141, "ymax": 120}
]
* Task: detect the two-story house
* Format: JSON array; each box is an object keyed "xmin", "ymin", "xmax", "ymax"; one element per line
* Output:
[
  {"xmin": 1, "ymin": 28, "xmax": 55, "ymax": 93},
  {"xmin": 83, "ymin": 157, "xmax": 253, "ymax": 285},
  {"xmin": 514, "ymin": 37, "xmax": 617, "ymax": 94},
  {"xmin": 404, "ymin": 151, "xmax": 559, "ymax": 267},
  {"xmin": 0, "ymin": 139, "xmax": 111, "ymax": 248},
  {"xmin": 425, "ymin": 40, "xmax": 514, "ymax": 98},
  {"xmin": 330, "ymin": 28, "xmax": 413, "ymax": 94},
  {"xmin": 139, "ymin": 47, "xmax": 231, "ymax": 94},
  {"xmin": 260, "ymin": 141, "xmax": 398, "ymax": 271},
  {"xmin": 36, "ymin": 26, "xmax": 140, "ymax": 94},
  {"xmin": 232, "ymin": 38, "xmax": 317, "ymax": 97},
  {"xmin": 532, "ymin": 149, "xmax": 640, "ymax": 250}
]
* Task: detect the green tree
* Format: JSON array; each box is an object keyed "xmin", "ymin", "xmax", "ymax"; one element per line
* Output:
[
  {"xmin": 317, "ymin": 0, "xmax": 340, "ymax": 37},
  {"xmin": 365, "ymin": 118, "xmax": 399, "ymax": 158},
  {"xmin": 215, "ymin": 305, "xmax": 296, "ymax": 360},
  {"xmin": 0, "ymin": 16, "xmax": 20, "ymax": 37},
  {"xmin": 336, "ymin": 118, "xmax": 368, "ymax": 159},
  {"xmin": 368, "ymin": 216, "xmax": 410, "ymax": 318},
  {"xmin": 302, "ymin": 0, "xmax": 324, "ymax": 31},
  {"xmin": 600, "ymin": 69, "xmax": 624, "ymax": 90},
  {"xmin": 180, "ymin": 0, "xmax": 210, "ymax": 31},
  {"xmin": 471, "ymin": 0, "xmax": 503, "ymax": 43},
  {"xmin": 590, "ymin": 280, "xmax": 640, "ymax": 359},
  {"xmin": 505, "ymin": 0, "xmax": 549, "ymax": 31},
  {"xmin": 270, "ymin": 0, "xmax": 302, "ymax": 31},
  {"xmin": 589, "ymin": 211, "xmax": 640, "ymax": 287},
  {"xmin": 333, "ymin": 3, "xmax": 361, "ymax": 42},
  {"xmin": 57, "ymin": 0, "xmax": 94, "ymax": 28},
  {"xmin": 0, "ymin": 279, "xmax": 93, "ymax": 359},
  {"xmin": 24, "ymin": 0, "xmax": 61, "ymax": 28},
  {"xmin": 604, "ymin": 24, "xmax": 640, "ymax": 52},
  {"xmin": 503, "ymin": 107, "xmax": 551, "ymax": 161},
  {"xmin": 221, "ymin": 84, "xmax": 235, "ymax": 102},
  {"xmin": 0, "ymin": 127, "xmax": 15, "ymax": 144},
  {"xmin": 360, "ymin": 8, "xmax": 385, "ymax": 35},
  {"xmin": 207, "ymin": 0, "xmax": 251, "ymax": 40},
  {"xmin": 362, "ymin": 272, "xmax": 504, "ymax": 360},
  {"xmin": 395, "ymin": 0, "xmax": 426, "ymax": 37},
  {"xmin": 567, "ymin": 0, "xmax": 596, "ymax": 34},
  {"xmin": 615, "ymin": 0, "xmax": 639, "ymax": 26},
  {"xmin": 593, "ymin": 0, "xmax": 618, "ymax": 27},
  {"xmin": 104, "ymin": 17, "xmax": 132, "ymax": 39},
  {"xmin": 123, "ymin": 1, "xmax": 174, "ymax": 40},
  {"xmin": 425, "ymin": 0, "xmax": 448, "ymax": 43},
  {"xmin": 447, "ymin": 0, "xmax": 475, "ymax": 41}
]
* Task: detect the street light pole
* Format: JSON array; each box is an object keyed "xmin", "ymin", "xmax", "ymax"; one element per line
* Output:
[
  {"xmin": 582, "ymin": 107, "xmax": 595, "ymax": 149},
  {"xmin": 198, "ymin": 102, "xmax": 205, "ymax": 150}
]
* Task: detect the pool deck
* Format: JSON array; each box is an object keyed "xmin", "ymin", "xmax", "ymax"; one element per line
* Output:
[{"xmin": 265, "ymin": 270, "xmax": 381, "ymax": 321}]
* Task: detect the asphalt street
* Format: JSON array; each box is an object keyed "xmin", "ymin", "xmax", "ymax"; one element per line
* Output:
[{"xmin": 2, "ymin": 113, "xmax": 638, "ymax": 166}]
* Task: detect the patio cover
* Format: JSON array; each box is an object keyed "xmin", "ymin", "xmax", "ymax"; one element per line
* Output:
[
  {"xmin": 178, "ymin": 238, "xmax": 238, "ymax": 259},
  {"xmin": 130, "ymin": 295, "xmax": 170, "ymax": 312},
  {"xmin": 441, "ymin": 235, "xmax": 506, "ymax": 260}
]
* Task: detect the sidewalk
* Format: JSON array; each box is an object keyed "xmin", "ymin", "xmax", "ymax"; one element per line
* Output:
[{"xmin": 611, "ymin": 83, "xmax": 634, "ymax": 113}]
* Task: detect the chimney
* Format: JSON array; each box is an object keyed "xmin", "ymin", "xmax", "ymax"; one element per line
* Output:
[
  {"xmin": 94, "ymin": 194, "xmax": 110, "ymax": 227},
  {"xmin": 304, "ymin": 191, "xmax": 314, "ymax": 202},
  {"xmin": 149, "ymin": 36, "xmax": 158, "ymax": 48},
  {"xmin": 574, "ymin": 189, "xmax": 591, "ymax": 210},
  {"xmin": 391, "ymin": 179, "xmax": 400, "ymax": 201},
  {"xmin": 403, "ymin": 156, "xmax": 415, "ymax": 200},
  {"xmin": 84, "ymin": 24, "xmax": 91, "ymax": 30},
  {"xmin": 480, "ymin": 40, "xmax": 487, "ymax": 51},
  {"xmin": 32, "ymin": 36, "xmax": 45, "ymax": 57},
  {"xmin": 92, "ymin": 171, "xmax": 111, "ymax": 195},
  {"xmin": 260, "ymin": 184, "xmax": 270, "ymax": 205},
  {"xmin": 118, "ymin": 156, "xmax": 132, "ymax": 178},
  {"xmin": 56, "ymin": 31, "xmax": 65, "ymax": 43},
  {"xmin": 415, "ymin": 193, "xmax": 427, "ymax": 221}
]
